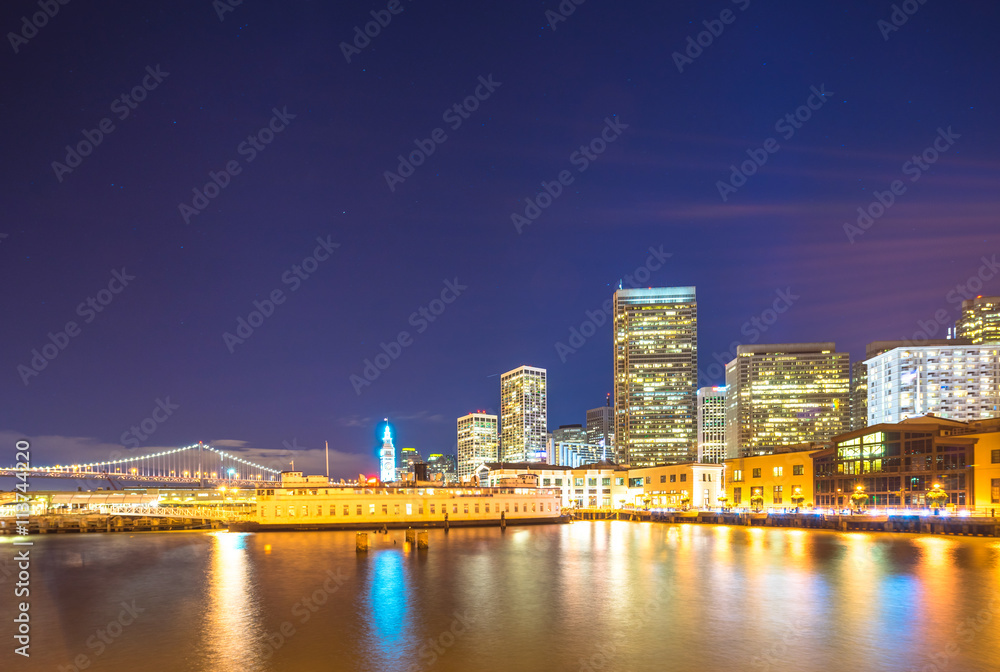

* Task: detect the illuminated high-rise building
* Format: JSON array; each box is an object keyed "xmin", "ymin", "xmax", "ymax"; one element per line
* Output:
[
  {"xmin": 613, "ymin": 287, "xmax": 698, "ymax": 466},
  {"xmin": 725, "ymin": 343, "xmax": 850, "ymax": 458},
  {"xmin": 500, "ymin": 365, "xmax": 548, "ymax": 462},
  {"xmin": 697, "ymin": 386, "xmax": 727, "ymax": 464},
  {"xmin": 379, "ymin": 419, "xmax": 395, "ymax": 482},
  {"xmin": 398, "ymin": 446, "xmax": 422, "ymax": 470},
  {"xmin": 866, "ymin": 344, "xmax": 1000, "ymax": 423},
  {"xmin": 457, "ymin": 412, "xmax": 498, "ymax": 480},
  {"xmin": 552, "ymin": 424, "xmax": 587, "ymax": 444},
  {"xmin": 586, "ymin": 396, "xmax": 615, "ymax": 459},
  {"xmin": 850, "ymin": 360, "xmax": 869, "ymax": 432},
  {"xmin": 957, "ymin": 296, "xmax": 1000, "ymax": 344}
]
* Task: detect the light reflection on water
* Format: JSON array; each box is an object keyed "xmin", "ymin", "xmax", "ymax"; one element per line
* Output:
[{"xmin": 6, "ymin": 523, "xmax": 1000, "ymax": 672}]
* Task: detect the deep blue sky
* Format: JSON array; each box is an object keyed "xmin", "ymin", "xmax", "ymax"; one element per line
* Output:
[{"xmin": 3, "ymin": 0, "xmax": 999, "ymax": 479}]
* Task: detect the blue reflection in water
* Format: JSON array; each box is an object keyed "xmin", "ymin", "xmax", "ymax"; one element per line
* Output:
[{"xmin": 365, "ymin": 551, "xmax": 411, "ymax": 662}]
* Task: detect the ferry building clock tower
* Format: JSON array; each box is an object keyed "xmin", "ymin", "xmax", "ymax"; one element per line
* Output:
[{"xmin": 380, "ymin": 419, "xmax": 396, "ymax": 483}]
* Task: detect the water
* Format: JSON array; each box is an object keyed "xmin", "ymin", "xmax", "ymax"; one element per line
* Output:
[{"xmin": 4, "ymin": 522, "xmax": 1000, "ymax": 672}]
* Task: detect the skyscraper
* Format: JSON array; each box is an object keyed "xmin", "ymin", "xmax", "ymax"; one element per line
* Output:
[
  {"xmin": 379, "ymin": 419, "xmax": 395, "ymax": 482},
  {"xmin": 697, "ymin": 386, "xmax": 727, "ymax": 463},
  {"xmin": 957, "ymin": 296, "xmax": 1000, "ymax": 344},
  {"xmin": 457, "ymin": 412, "xmax": 498, "ymax": 480},
  {"xmin": 552, "ymin": 424, "xmax": 587, "ymax": 444},
  {"xmin": 866, "ymin": 344, "xmax": 1000, "ymax": 423},
  {"xmin": 500, "ymin": 365, "xmax": 548, "ymax": 462},
  {"xmin": 613, "ymin": 287, "xmax": 698, "ymax": 467},
  {"xmin": 725, "ymin": 343, "xmax": 850, "ymax": 458},
  {"xmin": 586, "ymin": 397, "xmax": 615, "ymax": 458},
  {"xmin": 850, "ymin": 360, "xmax": 869, "ymax": 432}
]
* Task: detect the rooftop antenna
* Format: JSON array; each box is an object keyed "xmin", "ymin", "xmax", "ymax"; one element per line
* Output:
[{"xmin": 325, "ymin": 440, "xmax": 330, "ymax": 481}]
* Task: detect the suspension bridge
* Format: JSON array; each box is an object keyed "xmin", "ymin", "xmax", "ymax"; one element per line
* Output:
[{"xmin": 0, "ymin": 442, "xmax": 284, "ymax": 487}]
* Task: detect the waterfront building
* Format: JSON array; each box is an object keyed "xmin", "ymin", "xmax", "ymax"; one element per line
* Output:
[
  {"xmin": 627, "ymin": 463, "xmax": 724, "ymax": 509},
  {"xmin": 586, "ymin": 400, "xmax": 615, "ymax": 457},
  {"xmin": 500, "ymin": 365, "xmax": 548, "ymax": 462},
  {"xmin": 243, "ymin": 471, "xmax": 563, "ymax": 530},
  {"xmin": 814, "ymin": 418, "xmax": 978, "ymax": 509},
  {"xmin": 725, "ymin": 343, "xmax": 850, "ymax": 459},
  {"xmin": 724, "ymin": 445, "xmax": 823, "ymax": 510},
  {"xmin": 964, "ymin": 423, "xmax": 1000, "ymax": 511},
  {"xmin": 850, "ymin": 360, "xmax": 868, "ymax": 432},
  {"xmin": 866, "ymin": 343, "xmax": 1000, "ymax": 424},
  {"xmin": 697, "ymin": 386, "xmax": 727, "ymax": 464},
  {"xmin": 613, "ymin": 287, "xmax": 698, "ymax": 467},
  {"xmin": 379, "ymin": 420, "xmax": 395, "ymax": 483},
  {"xmin": 569, "ymin": 461, "xmax": 630, "ymax": 508},
  {"xmin": 478, "ymin": 462, "xmax": 575, "ymax": 508},
  {"xmin": 957, "ymin": 296, "xmax": 1000, "ymax": 344},
  {"xmin": 456, "ymin": 412, "xmax": 498, "ymax": 481}
]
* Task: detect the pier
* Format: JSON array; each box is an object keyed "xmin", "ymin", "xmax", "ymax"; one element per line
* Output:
[{"xmin": 569, "ymin": 508, "xmax": 1000, "ymax": 537}]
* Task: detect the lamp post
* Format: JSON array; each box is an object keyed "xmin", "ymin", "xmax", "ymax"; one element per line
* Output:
[{"xmin": 850, "ymin": 484, "xmax": 868, "ymax": 514}]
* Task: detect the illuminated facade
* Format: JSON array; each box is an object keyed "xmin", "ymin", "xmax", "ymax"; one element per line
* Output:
[
  {"xmin": 627, "ymin": 463, "xmax": 724, "ymax": 508},
  {"xmin": 724, "ymin": 448, "xmax": 820, "ymax": 509},
  {"xmin": 456, "ymin": 412, "xmax": 498, "ymax": 480},
  {"xmin": 866, "ymin": 345, "xmax": 1000, "ymax": 424},
  {"xmin": 957, "ymin": 296, "xmax": 1000, "ymax": 344},
  {"xmin": 379, "ymin": 420, "xmax": 395, "ymax": 483},
  {"xmin": 552, "ymin": 424, "xmax": 587, "ymax": 444},
  {"xmin": 586, "ymin": 402, "xmax": 615, "ymax": 458},
  {"xmin": 697, "ymin": 386, "xmax": 727, "ymax": 463},
  {"xmin": 850, "ymin": 360, "xmax": 868, "ymax": 432},
  {"xmin": 500, "ymin": 365, "xmax": 548, "ymax": 462},
  {"xmin": 814, "ymin": 420, "xmax": 977, "ymax": 509},
  {"xmin": 547, "ymin": 440, "xmax": 608, "ymax": 468},
  {"xmin": 725, "ymin": 343, "xmax": 849, "ymax": 458},
  {"xmin": 613, "ymin": 287, "xmax": 698, "ymax": 467}
]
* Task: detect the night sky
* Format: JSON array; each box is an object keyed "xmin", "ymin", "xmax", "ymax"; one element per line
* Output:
[{"xmin": 3, "ymin": 0, "xmax": 999, "ymax": 480}]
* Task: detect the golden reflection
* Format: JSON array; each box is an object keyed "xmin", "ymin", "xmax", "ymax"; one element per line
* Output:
[{"xmin": 202, "ymin": 532, "xmax": 264, "ymax": 672}]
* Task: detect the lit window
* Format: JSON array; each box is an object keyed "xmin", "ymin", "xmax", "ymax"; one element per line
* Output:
[{"xmin": 774, "ymin": 467, "xmax": 783, "ymax": 477}]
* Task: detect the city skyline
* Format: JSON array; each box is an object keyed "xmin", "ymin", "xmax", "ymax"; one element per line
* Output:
[{"xmin": 5, "ymin": 1, "xmax": 1000, "ymax": 481}]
